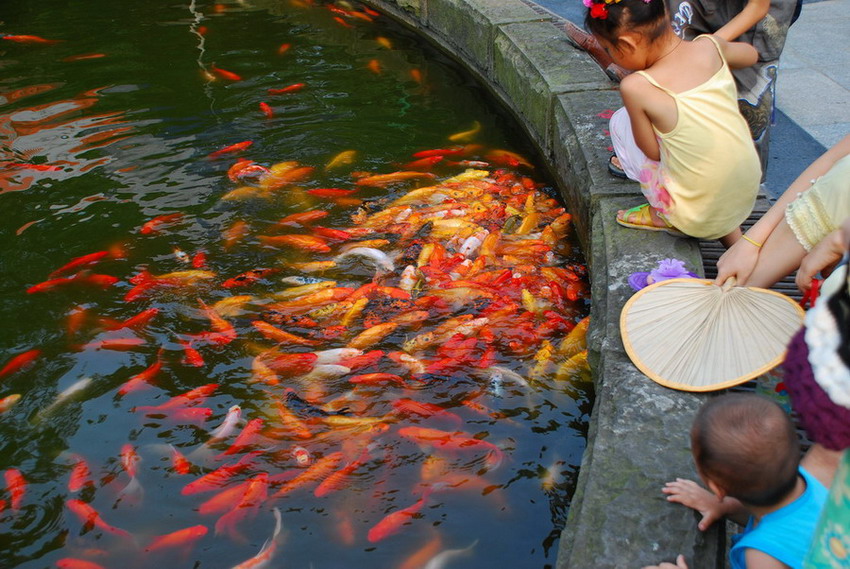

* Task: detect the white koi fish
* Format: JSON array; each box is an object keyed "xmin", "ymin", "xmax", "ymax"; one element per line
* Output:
[
  {"xmin": 313, "ymin": 348, "xmax": 362, "ymax": 365},
  {"xmin": 334, "ymin": 247, "xmax": 395, "ymax": 274},
  {"xmin": 230, "ymin": 507, "xmax": 283, "ymax": 569},
  {"xmin": 35, "ymin": 376, "xmax": 93, "ymax": 422},
  {"xmin": 423, "ymin": 539, "xmax": 479, "ymax": 569}
]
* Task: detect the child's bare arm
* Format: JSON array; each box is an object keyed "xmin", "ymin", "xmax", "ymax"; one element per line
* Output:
[
  {"xmin": 714, "ymin": 36, "xmax": 759, "ymax": 69},
  {"xmin": 714, "ymin": 0, "xmax": 770, "ymax": 42},
  {"xmin": 620, "ymin": 75, "xmax": 661, "ymax": 160},
  {"xmin": 663, "ymin": 478, "xmax": 750, "ymax": 528},
  {"xmin": 643, "ymin": 555, "xmax": 689, "ymax": 569}
]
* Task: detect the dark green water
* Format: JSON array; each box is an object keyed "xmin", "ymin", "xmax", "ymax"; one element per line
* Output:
[{"xmin": 0, "ymin": 1, "xmax": 590, "ymax": 567}]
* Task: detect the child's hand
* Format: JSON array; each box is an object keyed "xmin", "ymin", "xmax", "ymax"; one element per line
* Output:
[
  {"xmin": 643, "ymin": 554, "xmax": 689, "ymax": 569},
  {"xmin": 715, "ymin": 237, "xmax": 760, "ymax": 286},
  {"xmin": 662, "ymin": 478, "xmax": 724, "ymax": 531}
]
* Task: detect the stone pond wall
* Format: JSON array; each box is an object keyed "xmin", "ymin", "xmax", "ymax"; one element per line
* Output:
[{"xmin": 358, "ymin": 1, "xmax": 724, "ymax": 567}]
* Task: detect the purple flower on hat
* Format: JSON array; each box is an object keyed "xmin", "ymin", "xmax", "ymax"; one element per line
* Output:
[{"xmin": 629, "ymin": 258, "xmax": 697, "ymax": 291}]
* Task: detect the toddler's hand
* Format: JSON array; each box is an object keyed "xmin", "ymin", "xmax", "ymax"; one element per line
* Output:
[
  {"xmin": 643, "ymin": 554, "xmax": 689, "ymax": 569},
  {"xmin": 715, "ymin": 239, "xmax": 760, "ymax": 286},
  {"xmin": 662, "ymin": 478, "xmax": 723, "ymax": 531}
]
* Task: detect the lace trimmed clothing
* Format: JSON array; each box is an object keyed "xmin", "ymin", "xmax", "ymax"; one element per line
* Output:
[
  {"xmin": 785, "ymin": 154, "xmax": 850, "ymax": 252},
  {"xmin": 730, "ymin": 466, "xmax": 828, "ymax": 569},
  {"xmin": 609, "ymin": 35, "xmax": 761, "ymax": 240}
]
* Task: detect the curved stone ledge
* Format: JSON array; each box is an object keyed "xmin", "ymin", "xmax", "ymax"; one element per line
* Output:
[{"xmin": 363, "ymin": 1, "xmax": 722, "ymax": 567}]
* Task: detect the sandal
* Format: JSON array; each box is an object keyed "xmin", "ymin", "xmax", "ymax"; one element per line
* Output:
[
  {"xmin": 608, "ymin": 155, "xmax": 628, "ymax": 179},
  {"xmin": 616, "ymin": 203, "xmax": 686, "ymax": 237}
]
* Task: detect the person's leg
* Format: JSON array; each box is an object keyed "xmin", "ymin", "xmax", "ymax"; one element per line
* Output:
[{"xmin": 609, "ymin": 108, "xmax": 649, "ymax": 181}]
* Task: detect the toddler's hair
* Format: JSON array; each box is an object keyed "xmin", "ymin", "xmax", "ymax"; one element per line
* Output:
[
  {"xmin": 691, "ymin": 393, "xmax": 800, "ymax": 507},
  {"xmin": 584, "ymin": 0, "xmax": 668, "ymax": 46}
]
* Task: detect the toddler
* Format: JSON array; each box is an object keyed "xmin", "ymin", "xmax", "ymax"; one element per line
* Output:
[
  {"xmin": 585, "ymin": 0, "xmax": 761, "ymax": 245},
  {"xmin": 645, "ymin": 393, "xmax": 831, "ymax": 569}
]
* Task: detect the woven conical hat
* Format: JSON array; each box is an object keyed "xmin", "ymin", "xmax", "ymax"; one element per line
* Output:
[{"xmin": 620, "ymin": 278, "xmax": 805, "ymax": 391}]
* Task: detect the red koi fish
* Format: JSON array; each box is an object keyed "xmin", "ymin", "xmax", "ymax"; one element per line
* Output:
[
  {"xmin": 170, "ymin": 407, "xmax": 213, "ymax": 424},
  {"xmin": 135, "ymin": 383, "xmax": 218, "ymax": 412},
  {"xmin": 230, "ymin": 508, "xmax": 282, "ymax": 569},
  {"xmin": 275, "ymin": 210, "xmax": 328, "ymax": 227},
  {"xmin": 56, "ymin": 559, "xmax": 107, "ymax": 569},
  {"xmin": 48, "ymin": 251, "xmax": 110, "ymax": 279},
  {"xmin": 0, "ymin": 349, "xmax": 41, "ymax": 379},
  {"xmin": 181, "ymin": 452, "xmax": 260, "ymax": 495},
  {"xmin": 145, "ymin": 524, "xmax": 208, "ymax": 552},
  {"xmin": 192, "ymin": 252, "xmax": 207, "ymax": 268},
  {"xmin": 5, "ymin": 468, "xmax": 26, "ymax": 511},
  {"xmin": 338, "ymin": 349, "xmax": 383, "ymax": 371},
  {"xmin": 402, "ymin": 156, "xmax": 443, "ymax": 171},
  {"xmin": 227, "ymin": 159, "xmax": 269, "ymax": 182},
  {"xmin": 198, "ymin": 479, "xmax": 250, "ymax": 515},
  {"xmin": 104, "ymin": 307, "xmax": 159, "ymax": 331},
  {"xmin": 221, "ymin": 418, "xmax": 265, "ymax": 456},
  {"xmin": 27, "ymin": 272, "xmax": 118, "ymax": 294},
  {"xmin": 222, "ymin": 268, "xmax": 279, "ymax": 288},
  {"xmin": 311, "ymin": 226, "xmax": 351, "ymax": 242},
  {"xmin": 169, "ymin": 445, "xmax": 192, "ymax": 475},
  {"xmin": 306, "ymin": 188, "xmax": 357, "ymax": 198},
  {"xmin": 277, "ymin": 43, "xmax": 291, "ymax": 55},
  {"xmin": 208, "ymin": 140, "xmax": 252, "ymax": 159},
  {"xmin": 210, "ymin": 64, "xmax": 242, "ymax": 81},
  {"xmin": 263, "ymin": 352, "xmax": 318, "ymax": 378},
  {"xmin": 391, "ymin": 399, "xmax": 462, "ymax": 425},
  {"xmin": 116, "ymin": 356, "xmax": 163, "ymax": 397},
  {"xmin": 367, "ymin": 59, "xmax": 381, "ymax": 74},
  {"xmin": 140, "ymin": 213, "xmax": 184, "ymax": 234},
  {"xmin": 259, "ymin": 102, "xmax": 274, "ymax": 118},
  {"xmin": 178, "ymin": 339, "xmax": 205, "ymax": 367},
  {"xmin": 66, "ymin": 499, "xmax": 131, "ymax": 538},
  {"xmin": 267, "ymin": 83, "xmax": 304, "ymax": 95},
  {"xmin": 271, "ymin": 452, "xmax": 344, "ymax": 498},
  {"xmin": 367, "ymin": 487, "xmax": 435, "ymax": 542},
  {"xmin": 68, "ymin": 456, "xmax": 93, "ymax": 493},
  {"xmin": 2, "ymin": 34, "xmax": 61, "ymax": 44},
  {"xmin": 62, "ymin": 53, "xmax": 107, "ymax": 62},
  {"xmin": 411, "ymin": 146, "xmax": 467, "ymax": 159},
  {"xmin": 409, "ymin": 69, "xmax": 423, "ymax": 83}
]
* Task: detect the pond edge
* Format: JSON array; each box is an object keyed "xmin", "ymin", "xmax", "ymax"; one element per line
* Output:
[{"xmin": 360, "ymin": 0, "xmax": 724, "ymax": 567}]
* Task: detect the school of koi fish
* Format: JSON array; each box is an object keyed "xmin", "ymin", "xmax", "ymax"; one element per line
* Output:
[{"xmin": 0, "ymin": 1, "xmax": 591, "ymax": 568}]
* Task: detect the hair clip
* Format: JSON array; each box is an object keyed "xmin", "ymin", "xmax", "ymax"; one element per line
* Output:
[{"xmin": 590, "ymin": 3, "xmax": 609, "ymax": 18}]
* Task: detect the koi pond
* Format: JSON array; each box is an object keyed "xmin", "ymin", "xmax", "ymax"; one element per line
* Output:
[{"xmin": 0, "ymin": 1, "xmax": 591, "ymax": 567}]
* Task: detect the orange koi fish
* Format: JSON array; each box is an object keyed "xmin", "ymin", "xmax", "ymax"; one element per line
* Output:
[
  {"xmin": 221, "ymin": 418, "xmax": 265, "ymax": 456},
  {"xmin": 55, "ymin": 559, "xmax": 106, "ymax": 569},
  {"xmin": 306, "ymin": 187, "xmax": 357, "ymax": 198},
  {"xmin": 68, "ymin": 455, "xmax": 93, "ymax": 492},
  {"xmin": 66, "ymin": 499, "xmax": 131, "ymax": 537},
  {"xmin": 48, "ymin": 251, "xmax": 110, "ymax": 279},
  {"xmin": 27, "ymin": 272, "xmax": 118, "ymax": 294},
  {"xmin": 62, "ymin": 52, "xmax": 107, "ymax": 62},
  {"xmin": 222, "ymin": 268, "xmax": 279, "ymax": 288},
  {"xmin": 178, "ymin": 339, "xmax": 204, "ymax": 367},
  {"xmin": 355, "ymin": 171, "xmax": 436, "ymax": 187},
  {"xmin": 485, "ymin": 149, "xmax": 533, "ymax": 168},
  {"xmin": 5, "ymin": 468, "xmax": 26, "ymax": 511},
  {"xmin": 137, "ymin": 383, "xmax": 218, "ymax": 413},
  {"xmin": 257, "ymin": 234, "xmax": 330, "ymax": 253},
  {"xmin": 267, "ymin": 83, "xmax": 304, "ymax": 95},
  {"xmin": 227, "ymin": 159, "xmax": 263, "ymax": 182},
  {"xmin": 367, "ymin": 486, "xmax": 435, "ymax": 542},
  {"xmin": 348, "ymin": 372, "xmax": 406, "ymax": 385},
  {"xmin": 119, "ymin": 444, "xmax": 143, "ymax": 497},
  {"xmin": 277, "ymin": 43, "xmax": 291, "ymax": 55},
  {"xmin": 367, "ymin": 59, "xmax": 381, "ymax": 74},
  {"xmin": 77, "ymin": 338, "xmax": 146, "ymax": 352},
  {"xmin": 215, "ymin": 473, "xmax": 268, "ymax": 540},
  {"xmin": 169, "ymin": 444, "xmax": 192, "ymax": 475},
  {"xmin": 140, "ymin": 212, "xmax": 184, "ymax": 234},
  {"xmin": 0, "ymin": 394, "xmax": 22, "ymax": 413},
  {"xmin": 271, "ymin": 452, "xmax": 344, "ymax": 498},
  {"xmin": 402, "ymin": 156, "xmax": 443, "ymax": 171},
  {"xmin": 311, "ymin": 226, "xmax": 351, "ymax": 242},
  {"xmin": 145, "ymin": 524, "xmax": 208, "ymax": 552},
  {"xmin": 105, "ymin": 307, "xmax": 159, "ymax": 331},
  {"xmin": 332, "ymin": 16, "xmax": 352, "ymax": 27},
  {"xmin": 2, "ymin": 34, "xmax": 61, "ymax": 44},
  {"xmin": 398, "ymin": 427, "xmax": 503, "ymax": 470},
  {"xmin": 210, "ymin": 64, "xmax": 242, "ymax": 81},
  {"xmin": 313, "ymin": 447, "xmax": 370, "ymax": 498},
  {"xmin": 409, "ymin": 68, "xmax": 423, "ymax": 83},
  {"xmin": 275, "ymin": 401, "xmax": 313, "ymax": 440},
  {"xmin": 261, "ymin": 351, "xmax": 318, "ymax": 378},
  {"xmin": 181, "ymin": 452, "xmax": 261, "ymax": 496},
  {"xmin": 411, "ymin": 146, "xmax": 467, "ymax": 159},
  {"xmin": 198, "ymin": 479, "xmax": 250, "ymax": 515},
  {"xmin": 0, "ymin": 349, "xmax": 41, "ymax": 379},
  {"xmin": 375, "ymin": 36, "xmax": 392, "ymax": 49},
  {"xmin": 391, "ymin": 399, "xmax": 462, "ymax": 425},
  {"xmin": 223, "ymin": 220, "xmax": 250, "ymax": 249},
  {"xmin": 276, "ymin": 210, "xmax": 328, "ymax": 227},
  {"xmin": 230, "ymin": 508, "xmax": 282, "ymax": 569},
  {"xmin": 170, "ymin": 407, "xmax": 213, "ymax": 424},
  {"xmin": 209, "ymin": 140, "xmax": 252, "ymax": 159},
  {"xmin": 259, "ymin": 102, "xmax": 274, "ymax": 118},
  {"xmin": 399, "ymin": 533, "xmax": 444, "ymax": 569},
  {"xmin": 251, "ymin": 321, "xmax": 317, "ymax": 346},
  {"xmin": 117, "ymin": 356, "xmax": 163, "ymax": 397}
]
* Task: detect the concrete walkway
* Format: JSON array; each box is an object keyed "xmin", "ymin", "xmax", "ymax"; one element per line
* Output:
[{"xmin": 529, "ymin": 0, "xmax": 850, "ymax": 199}]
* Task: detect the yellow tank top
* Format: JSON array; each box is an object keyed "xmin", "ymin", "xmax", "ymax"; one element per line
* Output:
[{"xmin": 635, "ymin": 35, "xmax": 761, "ymax": 240}]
